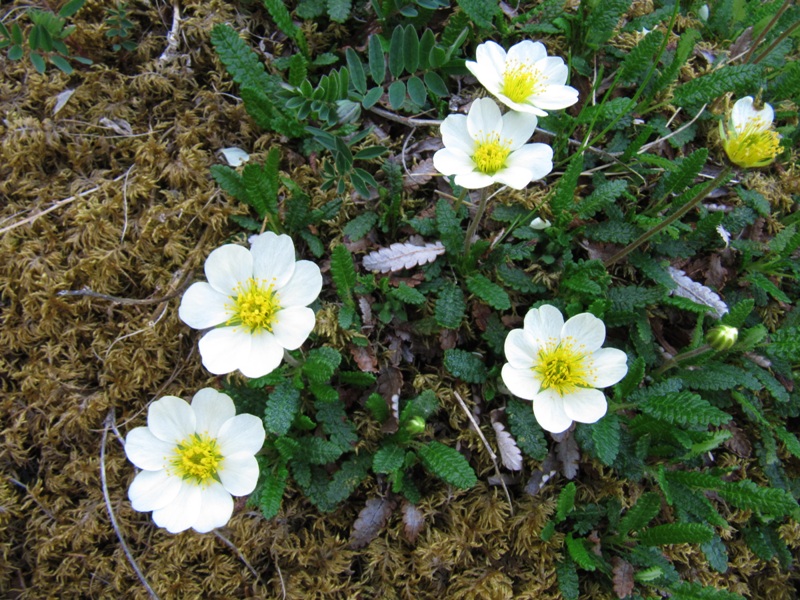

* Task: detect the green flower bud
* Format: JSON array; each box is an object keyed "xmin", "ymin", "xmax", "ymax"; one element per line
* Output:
[
  {"xmin": 405, "ymin": 416, "xmax": 426, "ymax": 436},
  {"xmin": 705, "ymin": 325, "xmax": 738, "ymax": 351}
]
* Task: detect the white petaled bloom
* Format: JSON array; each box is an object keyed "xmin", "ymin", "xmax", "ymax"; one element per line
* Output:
[
  {"xmin": 465, "ymin": 40, "xmax": 579, "ymax": 117},
  {"xmin": 720, "ymin": 96, "xmax": 781, "ymax": 169},
  {"xmin": 125, "ymin": 389, "xmax": 265, "ymax": 534},
  {"xmin": 530, "ymin": 217, "xmax": 552, "ymax": 230},
  {"xmin": 433, "ymin": 97, "xmax": 553, "ymax": 189},
  {"xmin": 501, "ymin": 305, "xmax": 629, "ymax": 434},
  {"xmin": 179, "ymin": 232, "xmax": 322, "ymax": 378}
]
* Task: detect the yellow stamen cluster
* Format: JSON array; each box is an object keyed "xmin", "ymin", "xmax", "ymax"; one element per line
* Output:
[
  {"xmin": 473, "ymin": 137, "xmax": 512, "ymax": 175},
  {"xmin": 501, "ymin": 62, "xmax": 542, "ymax": 103},
  {"xmin": 172, "ymin": 434, "xmax": 223, "ymax": 485},
  {"xmin": 229, "ymin": 278, "xmax": 279, "ymax": 332},
  {"xmin": 534, "ymin": 343, "xmax": 590, "ymax": 396},
  {"xmin": 723, "ymin": 119, "xmax": 781, "ymax": 168}
]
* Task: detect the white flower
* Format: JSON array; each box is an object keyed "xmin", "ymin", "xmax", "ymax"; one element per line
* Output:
[
  {"xmin": 125, "ymin": 389, "xmax": 265, "ymax": 533},
  {"xmin": 433, "ymin": 98, "xmax": 553, "ymax": 189},
  {"xmin": 465, "ymin": 41, "xmax": 579, "ymax": 117},
  {"xmin": 501, "ymin": 305, "xmax": 628, "ymax": 434},
  {"xmin": 720, "ymin": 96, "xmax": 781, "ymax": 168},
  {"xmin": 179, "ymin": 232, "xmax": 322, "ymax": 378},
  {"xmin": 530, "ymin": 217, "xmax": 552, "ymax": 230}
]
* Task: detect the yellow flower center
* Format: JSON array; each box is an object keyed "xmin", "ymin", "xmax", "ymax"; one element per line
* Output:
[
  {"xmin": 501, "ymin": 62, "xmax": 542, "ymax": 103},
  {"xmin": 473, "ymin": 136, "xmax": 512, "ymax": 175},
  {"xmin": 723, "ymin": 120, "xmax": 781, "ymax": 168},
  {"xmin": 534, "ymin": 342, "xmax": 590, "ymax": 396},
  {"xmin": 171, "ymin": 434, "xmax": 223, "ymax": 485},
  {"xmin": 228, "ymin": 278, "xmax": 280, "ymax": 332}
]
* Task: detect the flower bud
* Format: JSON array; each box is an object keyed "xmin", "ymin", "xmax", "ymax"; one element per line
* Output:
[
  {"xmin": 705, "ymin": 325, "xmax": 738, "ymax": 351},
  {"xmin": 405, "ymin": 416, "xmax": 426, "ymax": 436},
  {"xmin": 698, "ymin": 4, "xmax": 709, "ymax": 21}
]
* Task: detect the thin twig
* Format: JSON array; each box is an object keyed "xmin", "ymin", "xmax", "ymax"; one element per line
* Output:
[
  {"xmin": 213, "ymin": 531, "xmax": 265, "ymax": 595},
  {"xmin": 638, "ymin": 104, "xmax": 707, "ymax": 153},
  {"xmin": 120, "ymin": 165, "xmax": 134, "ymax": 242},
  {"xmin": 452, "ymin": 391, "xmax": 514, "ymax": 515},
  {"xmin": 367, "ymin": 106, "xmax": 443, "ymax": 127},
  {"xmin": 7, "ymin": 476, "xmax": 57, "ymax": 521},
  {"xmin": 743, "ymin": 0, "xmax": 792, "ymax": 63},
  {"xmin": 57, "ymin": 270, "xmax": 193, "ymax": 306},
  {"xmin": 158, "ymin": 0, "xmax": 182, "ymax": 62},
  {"xmin": 272, "ymin": 548, "xmax": 286, "ymax": 599},
  {"xmin": 101, "ymin": 410, "xmax": 160, "ymax": 600},
  {"xmin": 0, "ymin": 174, "xmax": 127, "ymax": 236}
]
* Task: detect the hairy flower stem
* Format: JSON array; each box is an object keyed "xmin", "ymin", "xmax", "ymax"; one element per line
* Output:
[
  {"xmin": 752, "ymin": 20, "xmax": 800, "ymax": 65},
  {"xmin": 463, "ymin": 187, "xmax": 491, "ymax": 256},
  {"xmin": 744, "ymin": 0, "xmax": 793, "ymax": 63},
  {"xmin": 604, "ymin": 167, "xmax": 732, "ymax": 268},
  {"xmin": 652, "ymin": 344, "xmax": 713, "ymax": 377}
]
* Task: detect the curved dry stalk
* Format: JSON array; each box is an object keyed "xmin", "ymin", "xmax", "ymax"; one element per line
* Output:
[
  {"xmin": 100, "ymin": 410, "xmax": 160, "ymax": 600},
  {"xmin": 213, "ymin": 530, "xmax": 266, "ymax": 596}
]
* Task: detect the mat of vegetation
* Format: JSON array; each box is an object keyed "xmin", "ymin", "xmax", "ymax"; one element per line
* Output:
[{"xmin": 1, "ymin": 0, "xmax": 799, "ymax": 598}]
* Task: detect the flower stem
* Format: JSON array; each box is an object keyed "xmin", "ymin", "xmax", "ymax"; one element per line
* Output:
[
  {"xmin": 752, "ymin": 19, "xmax": 800, "ymax": 64},
  {"xmin": 604, "ymin": 166, "xmax": 732, "ymax": 267},
  {"xmin": 652, "ymin": 344, "xmax": 713, "ymax": 377},
  {"xmin": 744, "ymin": 0, "xmax": 793, "ymax": 63},
  {"xmin": 283, "ymin": 349, "xmax": 301, "ymax": 368},
  {"xmin": 463, "ymin": 187, "xmax": 491, "ymax": 255}
]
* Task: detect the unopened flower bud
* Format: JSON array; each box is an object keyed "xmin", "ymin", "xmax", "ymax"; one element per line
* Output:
[
  {"xmin": 705, "ymin": 325, "xmax": 738, "ymax": 351},
  {"xmin": 698, "ymin": 4, "xmax": 709, "ymax": 21},
  {"xmin": 405, "ymin": 416, "xmax": 426, "ymax": 435}
]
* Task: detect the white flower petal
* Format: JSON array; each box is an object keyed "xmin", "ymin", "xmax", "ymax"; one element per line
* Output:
[
  {"xmin": 500, "ymin": 110, "xmax": 538, "ymax": 149},
  {"xmin": 277, "ymin": 261, "xmax": 322, "ymax": 307},
  {"xmin": 439, "ymin": 114, "xmax": 475, "ymax": 156},
  {"xmin": 504, "ymin": 329, "xmax": 538, "ymax": 369},
  {"xmin": 505, "ymin": 144, "xmax": 553, "ymax": 181},
  {"xmin": 178, "ymin": 282, "xmax": 231, "ymax": 329},
  {"xmin": 191, "ymin": 482, "xmax": 234, "ymax": 533},
  {"xmin": 494, "ymin": 166, "xmax": 537, "ymax": 190},
  {"xmin": 731, "ymin": 96, "xmax": 773, "ymax": 132},
  {"xmin": 197, "ymin": 327, "xmax": 253, "ymax": 375},
  {"xmin": 508, "ymin": 40, "xmax": 547, "ymax": 64},
  {"xmin": 148, "ymin": 396, "xmax": 196, "ymax": 444},
  {"xmin": 125, "ymin": 427, "xmax": 173, "ymax": 470},
  {"xmin": 454, "ymin": 171, "xmax": 495, "ymax": 189},
  {"xmin": 128, "ymin": 469, "xmax": 182, "ymax": 512},
  {"xmin": 467, "ymin": 98, "xmax": 503, "ymax": 141},
  {"xmin": 217, "ymin": 414, "xmax": 266, "ymax": 458},
  {"xmin": 152, "ymin": 482, "xmax": 202, "ymax": 534},
  {"xmin": 204, "ymin": 244, "xmax": 253, "ymax": 296},
  {"xmin": 236, "ymin": 330, "xmax": 284, "ymax": 378},
  {"xmin": 251, "ymin": 232, "xmax": 296, "ymax": 288},
  {"xmin": 533, "ymin": 389, "xmax": 574, "ymax": 433},
  {"xmin": 433, "ymin": 148, "xmax": 476, "ymax": 177},
  {"xmin": 272, "ymin": 306, "xmax": 315, "ymax": 350},
  {"xmin": 501, "ymin": 363, "xmax": 541, "ymax": 400},
  {"xmin": 535, "ymin": 56, "xmax": 569, "ymax": 85},
  {"xmin": 469, "ymin": 41, "xmax": 508, "ymax": 92},
  {"xmin": 529, "ymin": 85, "xmax": 580, "ymax": 110},
  {"xmin": 562, "ymin": 387, "xmax": 608, "ymax": 425},
  {"xmin": 191, "ymin": 388, "xmax": 236, "ymax": 437},
  {"xmin": 586, "ymin": 347, "xmax": 629, "ymax": 388},
  {"xmin": 218, "ymin": 454, "xmax": 261, "ymax": 496},
  {"xmin": 561, "ymin": 312, "xmax": 606, "ymax": 353},
  {"xmin": 524, "ymin": 305, "xmax": 564, "ymax": 347}
]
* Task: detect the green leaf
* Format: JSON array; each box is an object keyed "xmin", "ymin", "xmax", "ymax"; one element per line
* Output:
[
  {"xmin": 417, "ymin": 441, "xmax": 477, "ymax": 489},
  {"xmin": 264, "ymin": 380, "xmax": 301, "ymax": 436},
  {"xmin": 435, "ymin": 198, "xmax": 464, "ymax": 253},
  {"xmin": 8, "ymin": 45, "xmax": 23, "ymax": 61},
  {"xmin": 49, "ymin": 54, "xmax": 73, "ymax": 74},
  {"xmin": 263, "ymin": 0, "xmax": 299, "ymax": 38},
  {"xmin": 585, "ymin": 0, "xmax": 631, "ymax": 49},
  {"xmin": 745, "ymin": 272, "xmax": 791, "ymax": 303},
  {"xmin": 211, "ymin": 24, "xmax": 272, "ymax": 90},
  {"xmin": 466, "ymin": 274, "xmax": 511, "ymax": 310},
  {"xmin": 551, "ymin": 152, "xmax": 583, "ymax": 223},
  {"xmin": 654, "ymin": 148, "xmax": 708, "ymax": 204},
  {"xmin": 424, "ymin": 71, "xmax": 448, "ymax": 96},
  {"xmin": 368, "ymin": 34, "xmax": 385, "ymax": 85},
  {"xmin": 388, "ymin": 80, "xmax": 406, "ymax": 110},
  {"xmin": 406, "ymin": 75, "xmax": 427, "ymax": 106},
  {"xmin": 672, "ymin": 64, "xmax": 764, "ymax": 108},
  {"xmin": 565, "ymin": 534, "xmax": 597, "ymax": 571},
  {"xmin": 30, "ymin": 51, "xmax": 46, "ymax": 73},
  {"xmin": 701, "ymin": 535, "xmax": 729, "ymax": 574},
  {"xmin": 506, "ymin": 399, "xmax": 548, "ymax": 460},
  {"xmin": 591, "ymin": 414, "xmax": 620, "ymax": 466},
  {"xmin": 342, "ymin": 211, "xmax": 378, "ymax": 241},
  {"xmin": 618, "ymin": 29, "xmax": 665, "ymax": 84},
  {"xmin": 653, "ymin": 29, "xmax": 701, "ymax": 92},
  {"xmin": 373, "ymin": 444, "xmax": 405, "ymax": 473},
  {"xmin": 719, "ymin": 298, "xmax": 754, "ymax": 328},
  {"xmin": 303, "ymin": 346, "xmax": 343, "ymax": 384},
  {"xmin": 637, "ymin": 523, "xmax": 715, "ymax": 546},
  {"xmin": 434, "ymin": 282, "xmax": 465, "ymax": 329},
  {"xmin": 576, "ymin": 178, "xmax": 628, "ymax": 219},
  {"xmin": 400, "ymin": 390, "xmax": 439, "ymax": 424},
  {"xmin": 58, "ymin": 0, "xmax": 85, "ymax": 18},
  {"xmin": 640, "ymin": 392, "xmax": 731, "ymax": 427},
  {"xmin": 330, "ymin": 244, "xmax": 357, "ymax": 304},
  {"xmin": 366, "ymin": 392, "xmax": 389, "ymax": 422},
  {"xmin": 390, "ymin": 282, "xmax": 426, "ymax": 305},
  {"xmin": 362, "ymin": 86, "xmax": 383, "ymax": 109},
  {"xmin": 315, "ymin": 398, "xmax": 357, "ymax": 450},
  {"xmin": 324, "ymin": 452, "xmax": 370, "ymax": 507},
  {"xmin": 210, "ymin": 164, "xmax": 247, "ymax": 201},
  {"xmin": 257, "ymin": 463, "xmax": 288, "ymax": 519},
  {"xmin": 615, "ymin": 356, "xmax": 644, "ymax": 400},
  {"xmin": 443, "ymin": 349, "xmax": 488, "ymax": 383},
  {"xmin": 556, "ymin": 558, "xmax": 579, "ymax": 600},
  {"xmin": 403, "ymin": 25, "xmax": 419, "ymax": 73},
  {"xmin": 556, "ymin": 482, "xmax": 577, "ymax": 522},
  {"xmin": 668, "ymin": 581, "xmax": 746, "ymax": 600},
  {"xmin": 388, "ymin": 26, "xmax": 405, "ymax": 78},
  {"xmin": 618, "ymin": 492, "xmax": 661, "ymax": 536},
  {"xmin": 303, "ymin": 436, "xmax": 345, "ymax": 464},
  {"xmin": 455, "ymin": 0, "xmax": 498, "ymax": 29},
  {"xmin": 242, "ymin": 162, "xmax": 277, "ymax": 218},
  {"xmin": 287, "ymin": 53, "xmax": 308, "ymax": 87},
  {"xmin": 717, "ymin": 480, "xmax": 798, "ymax": 517}
]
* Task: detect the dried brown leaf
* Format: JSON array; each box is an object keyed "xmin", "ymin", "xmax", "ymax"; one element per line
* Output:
[
  {"xmin": 612, "ymin": 557, "xmax": 635, "ymax": 599},
  {"xmin": 552, "ymin": 429, "xmax": 580, "ymax": 480},
  {"xmin": 349, "ymin": 497, "xmax": 396, "ymax": 549},
  {"xmin": 401, "ymin": 501, "xmax": 425, "ymax": 543},
  {"xmin": 349, "ymin": 343, "xmax": 378, "ymax": 373},
  {"xmin": 403, "ymin": 158, "xmax": 436, "ymax": 190},
  {"xmin": 492, "ymin": 421, "xmax": 523, "ymax": 471},
  {"xmin": 362, "ymin": 241, "xmax": 445, "ymax": 273}
]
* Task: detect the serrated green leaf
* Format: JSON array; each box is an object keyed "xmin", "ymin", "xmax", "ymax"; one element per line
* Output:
[
  {"xmin": 672, "ymin": 64, "xmax": 764, "ymax": 108},
  {"xmin": 618, "ymin": 492, "xmax": 661, "ymax": 536},
  {"xmin": 466, "ymin": 274, "xmax": 510, "ymax": 310},
  {"xmin": 211, "ymin": 24, "xmax": 272, "ymax": 90},
  {"xmin": 366, "ymin": 392, "xmax": 389, "ymax": 422},
  {"xmin": 242, "ymin": 162, "xmax": 276, "ymax": 218},
  {"xmin": 637, "ymin": 523, "xmax": 714, "ymax": 546},
  {"xmin": 655, "ymin": 148, "xmax": 708, "ymax": 204},
  {"xmin": 373, "ymin": 444, "xmax": 405, "ymax": 473},
  {"xmin": 435, "ymin": 282, "xmax": 465, "ymax": 329},
  {"xmin": 390, "ymin": 282, "xmax": 426, "ymax": 305},
  {"xmin": 556, "ymin": 557, "xmax": 579, "ymax": 600},
  {"xmin": 701, "ymin": 535, "xmax": 729, "ymax": 574},
  {"xmin": 591, "ymin": 414, "xmax": 620, "ymax": 466},
  {"xmin": 505, "ymin": 399, "xmax": 548, "ymax": 460},
  {"xmin": 257, "ymin": 463, "xmax": 288, "ymax": 519},
  {"xmin": 263, "ymin": 0, "xmax": 298, "ymax": 38},
  {"xmin": 417, "ymin": 441, "xmax": 477, "ymax": 489},
  {"xmin": 653, "ymin": 29, "xmax": 701, "ymax": 92},
  {"xmin": 551, "ymin": 152, "xmax": 583, "ymax": 222},
  {"xmin": 303, "ymin": 346, "xmax": 343, "ymax": 384},
  {"xmin": 435, "ymin": 198, "xmax": 464, "ymax": 253},
  {"xmin": 443, "ymin": 349, "xmax": 487, "ymax": 383},
  {"xmin": 556, "ymin": 482, "xmax": 577, "ymax": 522},
  {"xmin": 342, "ymin": 211, "xmax": 378, "ymax": 241},
  {"xmin": 640, "ymin": 392, "xmax": 731, "ymax": 427},
  {"xmin": 326, "ymin": 0, "xmax": 352, "ymax": 23},
  {"xmin": 264, "ymin": 380, "xmax": 301, "ymax": 436},
  {"xmin": 303, "ymin": 436, "xmax": 345, "ymax": 464},
  {"xmin": 455, "ymin": 0, "xmax": 498, "ymax": 29},
  {"xmin": 565, "ymin": 534, "xmax": 598, "ymax": 571},
  {"xmin": 717, "ymin": 480, "xmax": 798, "ymax": 517},
  {"xmin": 331, "ymin": 244, "xmax": 357, "ymax": 304},
  {"xmin": 315, "ymin": 398, "xmax": 357, "ymax": 450},
  {"xmin": 585, "ymin": 0, "xmax": 631, "ymax": 49},
  {"xmin": 619, "ymin": 29, "xmax": 665, "ymax": 84},
  {"xmin": 668, "ymin": 581, "xmax": 746, "ymax": 600},
  {"xmin": 400, "ymin": 390, "xmax": 439, "ymax": 425}
]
